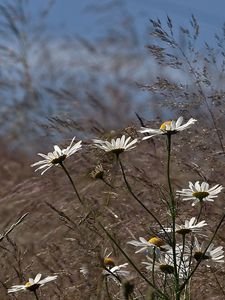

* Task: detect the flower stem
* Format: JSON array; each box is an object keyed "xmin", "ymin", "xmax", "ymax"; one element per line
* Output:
[
  {"xmin": 60, "ymin": 162, "xmax": 84, "ymax": 206},
  {"xmin": 166, "ymin": 134, "xmax": 180, "ymax": 300},
  {"xmin": 33, "ymin": 291, "xmax": 40, "ymax": 300},
  {"xmin": 118, "ymin": 157, "xmax": 171, "ymax": 243},
  {"xmin": 196, "ymin": 201, "xmax": 203, "ymax": 222}
]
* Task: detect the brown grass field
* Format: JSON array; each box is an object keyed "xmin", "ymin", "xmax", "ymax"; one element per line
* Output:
[{"xmin": 0, "ymin": 123, "xmax": 224, "ymax": 299}]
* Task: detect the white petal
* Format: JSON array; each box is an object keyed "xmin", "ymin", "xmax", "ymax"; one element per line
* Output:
[{"xmin": 34, "ymin": 273, "xmax": 42, "ymax": 283}]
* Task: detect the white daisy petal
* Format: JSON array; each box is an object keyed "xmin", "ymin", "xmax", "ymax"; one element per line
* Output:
[
  {"xmin": 176, "ymin": 181, "xmax": 223, "ymax": 206},
  {"xmin": 8, "ymin": 273, "xmax": 57, "ymax": 294},
  {"xmin": 139, "ymin": 116, "xmax": 196, "ymax": 140},
  {"xmin": 92, "ymin": 135, "xmax": 138, "ymax": 154},
  {"xmin": 31, "ymin": 137, "xmax": 82, "ymax": 175}
]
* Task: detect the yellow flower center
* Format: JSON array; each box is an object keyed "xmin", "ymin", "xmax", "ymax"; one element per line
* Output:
[
  {"xmin": 104, "ymin": 257, "xmax": 115, "ymax": 268},
  {"xmin": 25, "ymin": 282, "xmax": 32, "ymax": 288},
  {"xmin": 148, "ymin": 237, "xmax": 165, "ymax": 247},
  {"xmin": 160, "ymin": 121, "xmax": 172, "ymax": 131},
  {"xmin": 192, "ymin": 191, "xmax": 209, "ymax": 200}
]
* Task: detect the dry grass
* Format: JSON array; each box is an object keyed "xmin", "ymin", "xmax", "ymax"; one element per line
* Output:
[{"xmin": 0, "ymin": 126, "xmax": 224, "ymax": 299}]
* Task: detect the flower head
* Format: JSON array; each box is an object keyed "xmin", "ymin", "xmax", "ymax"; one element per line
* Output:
[
  {"xmin": 177, "ymin": 181, "xmax": 223, "ymax": 206},
  {"xmin": 8, "ymin": 273, "xmax": 57, "ymax": 294},
  {"xmin": 139, "ymin": 116, "xmax": 197, "ymax": 140},
  {"xmin": 103, "ymin": 263, "xmax": 130, "ymax": 283},
  {"xmin": 92, "ymin": 135, "xmax": 138, "ymax": 155},
  {"xmin": 143, "ymin": 246, "xmax": 189, "ymax": 278},
  {"xmin": 162, "ymin": 217, "xmax": 207, "ymax": 236},
  {"xmin": 31, "ymin": 137, "xmax": 82, "ymax": 175},
  {"xmin": 127, "ymin": 236, "xmax": 169, "ymax": 254},
  {"xmin": 193, "ymin": 238, "xmax": 224, "ymax": 264}
]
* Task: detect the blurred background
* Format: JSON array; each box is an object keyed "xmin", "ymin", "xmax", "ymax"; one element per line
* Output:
[{"xmin": 1, "ymin": 0, "xmax": 225, "ymax": 154}]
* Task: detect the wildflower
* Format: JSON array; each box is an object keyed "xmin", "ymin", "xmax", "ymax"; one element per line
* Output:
[
  {"xmin": 92, "ymin": 135, "xmax": 138, "ymax": 155},
  {"xmin": 177, "ymin": 181, "xmax": 223, "ymax": 206},
  {"xmin": 161, "ymin": 217, "xmax": 207, "ymax": 235},
  {"xmin": 101, "ymin": 249, "xmax": 130, "ymax": 283},
  {"xmin": 31, "ymin": 137, "xmax": 82, "ymax": 175},
  {"xmin": 193, "ymin": 238, "xmax": 224, "ymax": 264},
  {"xmin": 139, "ymin": 116, "xmax": 197, "ymax": 140},
  {"xmin": 8, "ymin": 273, "xmax": 57, "ymax": 293},
  {"xmin": 143, "ymin": 246, "xmax": 189, "ymax": 278},
  {"xmin": 127, "ymin": 236, "xmax": 169, "ymax": 254},
  {"xmin": 103, "ymin": 263, "xmax": 130, "ymax": 282}
]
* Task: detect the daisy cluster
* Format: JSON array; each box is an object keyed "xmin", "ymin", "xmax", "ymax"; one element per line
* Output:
[{"xmin": 8, "ymin": 116, "xmax": 224, "ymax": 298}]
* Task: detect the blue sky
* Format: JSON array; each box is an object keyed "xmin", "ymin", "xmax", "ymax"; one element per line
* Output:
[{"xmin": 31, "ymin": 0, "xmax": 225, "ymax": 46}]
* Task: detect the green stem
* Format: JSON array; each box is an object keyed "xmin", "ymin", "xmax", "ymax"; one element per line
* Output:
[
  {"xmin": 60, "ymin": 162, "xmax": 84, "ymax": 206},
  {"xmin": 166, "ymin": 134, "xmax": 179, "ymax": 300},
  {"xmin": 118, "ymin": 157, "xmax": 171, "ymax": 244},
  {"xmin": 196, "ymin": 201, "xmax": 203, "ymax": 222}
]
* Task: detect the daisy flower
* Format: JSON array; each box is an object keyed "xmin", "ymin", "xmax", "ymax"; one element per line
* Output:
[
  {"xmin": 193, "ymin": 238, "xmax": 224, "ymax": 264},
  {"xmin": 8, "ymin": 273, "xmax": 57, "ymax": 293},
  {"xmin": 101, "ymin": 249, "xmax": 130, "ymax": 283},
  {"xmin": 139, "ymin": 116, "xmax": 197, "ymax": 140},
  {"xmin": 92, "ymin": 135, "xmax": 138, "ymax": 155},
  {"xmin": 176, "ymin": 181, "xmax": 223, "ymax": 206},
  {"xmin": 127, "ymin": 236, "xmax": 169, "ymax": 254},
  {"xmin": 31, "ymin": 137, "xmax": 82, "ymax": 175},
  {"xmin": 103, "ymin": 263, "xmax": 130, "ymax": 282},
  {"xmin": 161, "ymin": 217, "xmax": 207, "ymax": 236},
  {"xmin": 143, "ymin": 247, "xmax": 189, "ymax": 278}
]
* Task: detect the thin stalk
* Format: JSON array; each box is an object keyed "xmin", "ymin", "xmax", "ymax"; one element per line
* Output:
[
  {"xmin": 213, "ymin": 270, "xmax": 225, "ymax": 298},
  {"xmin": 166, "ymin": 134, "xmax": 175, "ymax": 211},
  {"xmin": 179, "ymin": 213, "xmax": 225, "ymax": 292},
  {"xmin": 103, "ymin": 266, "xmax": 121, "ymax": 283},
  {"xmin": 178, "ymin": 234, "xmax": 186, "ymax": 278},
  {"xmin": 118, "ymin": 157, "xmax": 171, "ymax": 244},
  {"xmin": 152, "ymin": 248, "xmax": 156, "ymax": 287},
  {"xmin": 166, "ymin": 134, "xmax": 179, "ymax": 300},
  {"xmin": 101, "ymin": 178, "xmax": 114, "ymax": 189},
  {"xmin": 196, "ymin": 201, "xmax": 203, "ymax": 222},
  {"xmin": 60, "ymin": 162, "xmax": 84, "ymax": 206},
  {"xmin": 33, "ymin": 291, "xmax": 40, "ymax": 300},
  {"xmin": 98, "ymin": 222, "xmax": 169, "ymax": 300}
]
